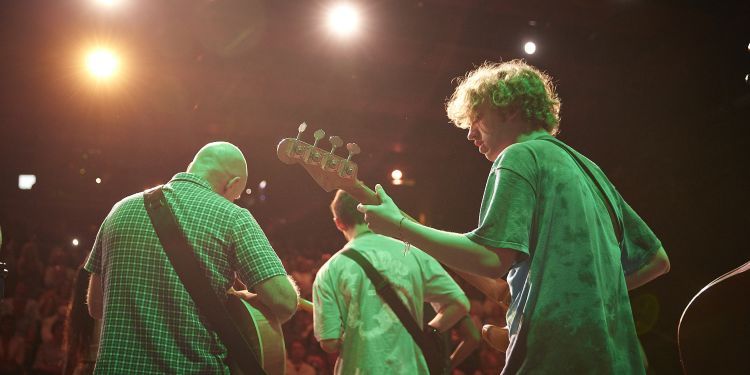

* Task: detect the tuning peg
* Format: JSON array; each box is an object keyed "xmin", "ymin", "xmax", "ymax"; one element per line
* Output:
[
  {"xmin": 345, "ymin": 143, "xmax": 361, "ymax": 161},
  {"xmin": 328, "ymin": 136, "xmax": 343, "ymax": 154},
  {"xmin": 295, "ymin": 122, "xmax": 308, "ymax": 140},
  {"xmin": 312, "ymin": 129, "xmax": 325, "ymax": 148}
]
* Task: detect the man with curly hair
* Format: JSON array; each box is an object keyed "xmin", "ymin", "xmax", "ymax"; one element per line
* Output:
[{"xmin": 358, "ymin": 60, "xmax": 670, "ymax": 374}]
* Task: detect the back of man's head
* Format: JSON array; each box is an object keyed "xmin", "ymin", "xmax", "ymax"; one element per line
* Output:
[
  {"xmin": 330, "ymin": 190, "xmax": 365, "ymax": 230},
  {"xmin": 187, "ymin": 142, "xmax": 248, "ymax": 200}
]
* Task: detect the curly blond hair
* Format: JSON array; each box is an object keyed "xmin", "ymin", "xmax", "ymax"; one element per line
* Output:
[{"xmin": 446, "ymin": 60, "xmax": 561, "ymax": 134}]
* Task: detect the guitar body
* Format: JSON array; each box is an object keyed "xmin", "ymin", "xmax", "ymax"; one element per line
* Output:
[
  {"xmin": 225, "ymin": 294, "xmax": 286, "ymax": 375},
  {"xmin": 678, "ymin": 260, "xmax": 750, "ymax": 374}
]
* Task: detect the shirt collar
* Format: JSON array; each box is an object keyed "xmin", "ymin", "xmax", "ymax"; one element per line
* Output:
[{"xmin": 169, "ymin": 172, "xmax": 214, "ymax": 191}]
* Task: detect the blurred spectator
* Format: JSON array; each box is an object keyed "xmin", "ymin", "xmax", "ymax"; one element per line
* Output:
[
  {"xmin": 305, "ymin": 352, "xmax": 330, "ymax": 375},
  {"xmin": 474, "ymin": 348, "xmax": 504, "ymax": 375},
  {"xmin": 63, "ymin": 266, "xmax": 100, "ymax": 375},
  {"xmin": 15, "ymin": 242, "xmax": 44, "ymax": 297},
  {"xmin": 31, "ymin": 319, "xmax": 64, "ymax": 374},
  {"xmin": 38, "ymin": 278, "xmax": 73, "ymax": 320},
  {"xmin": 0, "ymin": 282, "xmax": 40, "ymax": 341},
  {"xmin": 286, "ymin": 340, "xmax": 316, "ymax": 375},
  {"xmin": 43, "ymin": 246, "xmax": 75, "ymax": 289},
  {"xmin": 291, "ymin": 256, "xmax": 315, "ymax": 300},
  {"xmin": 0, "ymin": 315, "xmax": 26, "ymax": 374}
]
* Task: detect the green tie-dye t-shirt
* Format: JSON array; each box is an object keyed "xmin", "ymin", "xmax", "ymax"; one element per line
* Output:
[{"xmin": 466, "ymin": 136, "xmax": 661, "ymax": 374}]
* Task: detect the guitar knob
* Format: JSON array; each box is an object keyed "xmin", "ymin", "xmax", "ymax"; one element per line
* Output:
[
  {"xmin": 328, "ymin": 136, "xmax": 343, "ymax": 154},
  {"xmin": 296, "ymin": 122, "xmax": 308, "ymax": 140},
  {"xmin": 312, "ymin": 129, "xmax": 325, "ymax": 148},
  {"xmin": 345, "ymin": 143, "xmax": 361, "ymax": 161}
]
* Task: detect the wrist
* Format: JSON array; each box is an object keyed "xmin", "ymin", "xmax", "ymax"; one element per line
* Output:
[{"xmin": 398, "ymin": 217, "xmax": 413, "ymax": 254}]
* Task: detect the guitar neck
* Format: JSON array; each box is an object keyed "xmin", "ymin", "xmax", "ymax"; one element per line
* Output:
[
  {"xmin": 344, "ymin": 180, "xmax": 379, "ymax": 205},
  {"xmin": 345, "ymin": 180, "xmax": 507, "ymax": 307},
  {"xmin": 344, "ymin": 181, "xmax": 418, "ymax": 222}
]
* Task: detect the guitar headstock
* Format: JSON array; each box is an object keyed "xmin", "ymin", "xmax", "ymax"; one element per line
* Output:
[{"xmin": 277, "ymin": 123, "xmax": 361, "ymax": 192}]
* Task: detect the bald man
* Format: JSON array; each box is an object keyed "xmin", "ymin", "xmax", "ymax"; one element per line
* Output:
[{"xmin": 85, "ymin": 142, "xmax": 297, "ymax": 374}]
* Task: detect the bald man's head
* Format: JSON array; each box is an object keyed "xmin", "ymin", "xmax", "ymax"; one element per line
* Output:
[{"xmin": 187, "ymin": 142, "xmax": 248, "ymax": 201}]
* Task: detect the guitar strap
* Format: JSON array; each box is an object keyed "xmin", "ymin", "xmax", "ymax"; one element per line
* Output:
[
  {"xmin": 340, "ymin": 249, "xmax": 444, "ymax": 374},
  {"xmin": 143, "ymin": 186, "xmax": 266, "ymax": 375},
  {"xmin": 540, "ymin": 137, "xmax": 623, "ymax": 244}
]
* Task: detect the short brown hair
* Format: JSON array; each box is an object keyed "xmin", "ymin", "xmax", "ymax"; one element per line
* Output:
[{"xmin": 330, "ymin": 190, "xmax": 364, "ymax": 229}]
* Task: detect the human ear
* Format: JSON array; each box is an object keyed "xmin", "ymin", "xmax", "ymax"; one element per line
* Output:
[{"xmin": 224, "ymin": 176, "xmax": 242, "ymax": 200}]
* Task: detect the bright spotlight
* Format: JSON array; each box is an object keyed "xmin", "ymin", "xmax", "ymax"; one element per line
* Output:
[
  {"xmin": 524, "ymin": 41, "xmax": 537, "ymax": 55},
  {"xmin": 390, "ymin": 169, "xmax": 403, "ymax": 180},
  {"xmin": 86, "ymin": 48, "xmax": 119, "ymax": 79},
  {"xmin": 95, "ymin": 177, "xmax": 102, "ymax": 184},
  {"xmin": 72, "ymin": 238, "xmax": 80, "ymax": 247},
  {"xmin": 259, "ymin": 180, "xmax": 267, "ymax": 189},
  {"xmin": 19, "ymin": 175, "xmax": 36, "ymax": 190},
  {"xmin": 327, "ymin": 3, "xmax": 361, "ymax": 38},
  {"xmin": 93, "ymin": 0, "xmax": 124, "ymax": 7}
]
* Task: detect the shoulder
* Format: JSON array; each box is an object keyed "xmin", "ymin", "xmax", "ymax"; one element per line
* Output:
[
  {"xmin": 103, "ymin": 192, "xmax": 147, "ymax": 223},
  {"xmin": 495, "ymin": 142, "xmax": 540, "ymax": 169}
]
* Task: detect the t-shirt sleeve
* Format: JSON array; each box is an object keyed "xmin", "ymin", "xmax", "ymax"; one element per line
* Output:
[
  {"xmin": 420, "ymin": 252, "xmax": 467, "ymax": 306},
  {"xmin": 312, "ymin": 266, "xmax": 343, "ymax": 341},
  {"xmin": 619, "ymin": 199, "xmax": 662, "ymax": 275},
  {"xmin": 466, "ymin": 145, "xmax": 536, "ymax": 257},
  {"xmin": 230, "ymin": 209, "xmax": 287, "ymax": 289}
]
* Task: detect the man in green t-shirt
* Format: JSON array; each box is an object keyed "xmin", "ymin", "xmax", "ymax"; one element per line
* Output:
[{"xmin": 358, "ymin": 60, "xmax": 670, "ymax": 374}]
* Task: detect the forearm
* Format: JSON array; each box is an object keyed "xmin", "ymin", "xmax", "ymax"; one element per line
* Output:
[
  {"xmin": 449, "ymin": 316, "xmax": 481, "ymax": 368},
  {"xmin": 452, "ymin": 269, "xmax": 509, "ymax": 305},
  {"xmin": 626, "ymin": 247, "xmax": 670, "ymax": 290},
  {"xmin": 87, "ymin": 273, "xmax": 103, "ymax": 320},
  {"xmin": 428, "ymin": 297, "xmax": 469, "ymax": 332},
  {"xmin": 401, "ymin": 219, "xmax": 503, "ymax": 278}
]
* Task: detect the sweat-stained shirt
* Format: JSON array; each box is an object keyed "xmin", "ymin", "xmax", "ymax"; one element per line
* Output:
[{"xmin": 466, "ymin": 135, "xmax": 661, "ymax": 374}]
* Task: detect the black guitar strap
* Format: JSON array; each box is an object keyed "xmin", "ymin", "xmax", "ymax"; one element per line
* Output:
[
  {"xmin": 143, "ymin": 186, "xmax": 266, "ymax": 375},
  {"xmin": 340, "ymin": 249, "xmax": 444, "ymax": 374}
]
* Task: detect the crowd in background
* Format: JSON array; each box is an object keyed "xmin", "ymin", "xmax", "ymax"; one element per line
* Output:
[{"xmin": 0, "ymin": 221, "xmax": 507, "ymax": 374}]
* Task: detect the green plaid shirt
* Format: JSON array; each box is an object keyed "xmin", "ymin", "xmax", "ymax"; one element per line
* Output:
[{"xmin": 85, "ymin": 172, "xmax": 287, "ymax": 374}]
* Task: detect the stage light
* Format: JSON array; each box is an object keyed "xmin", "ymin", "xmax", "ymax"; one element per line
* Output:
[
  {"xmin": 19, "ymin": 175, "xmax": 36, "ymax": 190},
  {"xmin": 390, "ymin": 169, "xmax": 403, "ymax": 180},
  {"xmin": 72, "ymin": 238, "xmax": 80, "ymax": 247},
  {"xmin": 259, "ymin": 180, "xmax": 267, "ymax": 189},
  {"xmin": 524, "ymin": 41, "xmax": 537, "ymax": 55},
  {"xmin": 246, "ymin": 188, "xmax": 252, "ymax": 195},
  {"xmin": 93, "ymin": 0, "xmax": 124, "ymax": 7},
  {"xmin": 327, "ymin": 3, "xmax": 360, "ymax": 38},
  {"xmin": 95, "ymin": 177, "xmax": 102, "ymax": 184},
  {"xmin": 85, "ymin": 48, "xmax": 119, "ymax": 80}
]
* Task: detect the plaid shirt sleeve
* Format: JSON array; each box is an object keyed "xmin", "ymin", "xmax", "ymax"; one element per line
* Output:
[{"xmin": 230, "ymin": 208, "xmax": 287, "ymax": 289}]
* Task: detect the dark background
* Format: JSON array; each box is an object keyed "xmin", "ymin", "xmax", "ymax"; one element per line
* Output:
[{"xmin": 1, "ymin": 1, "xmax": 748, "ymax": 373}]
